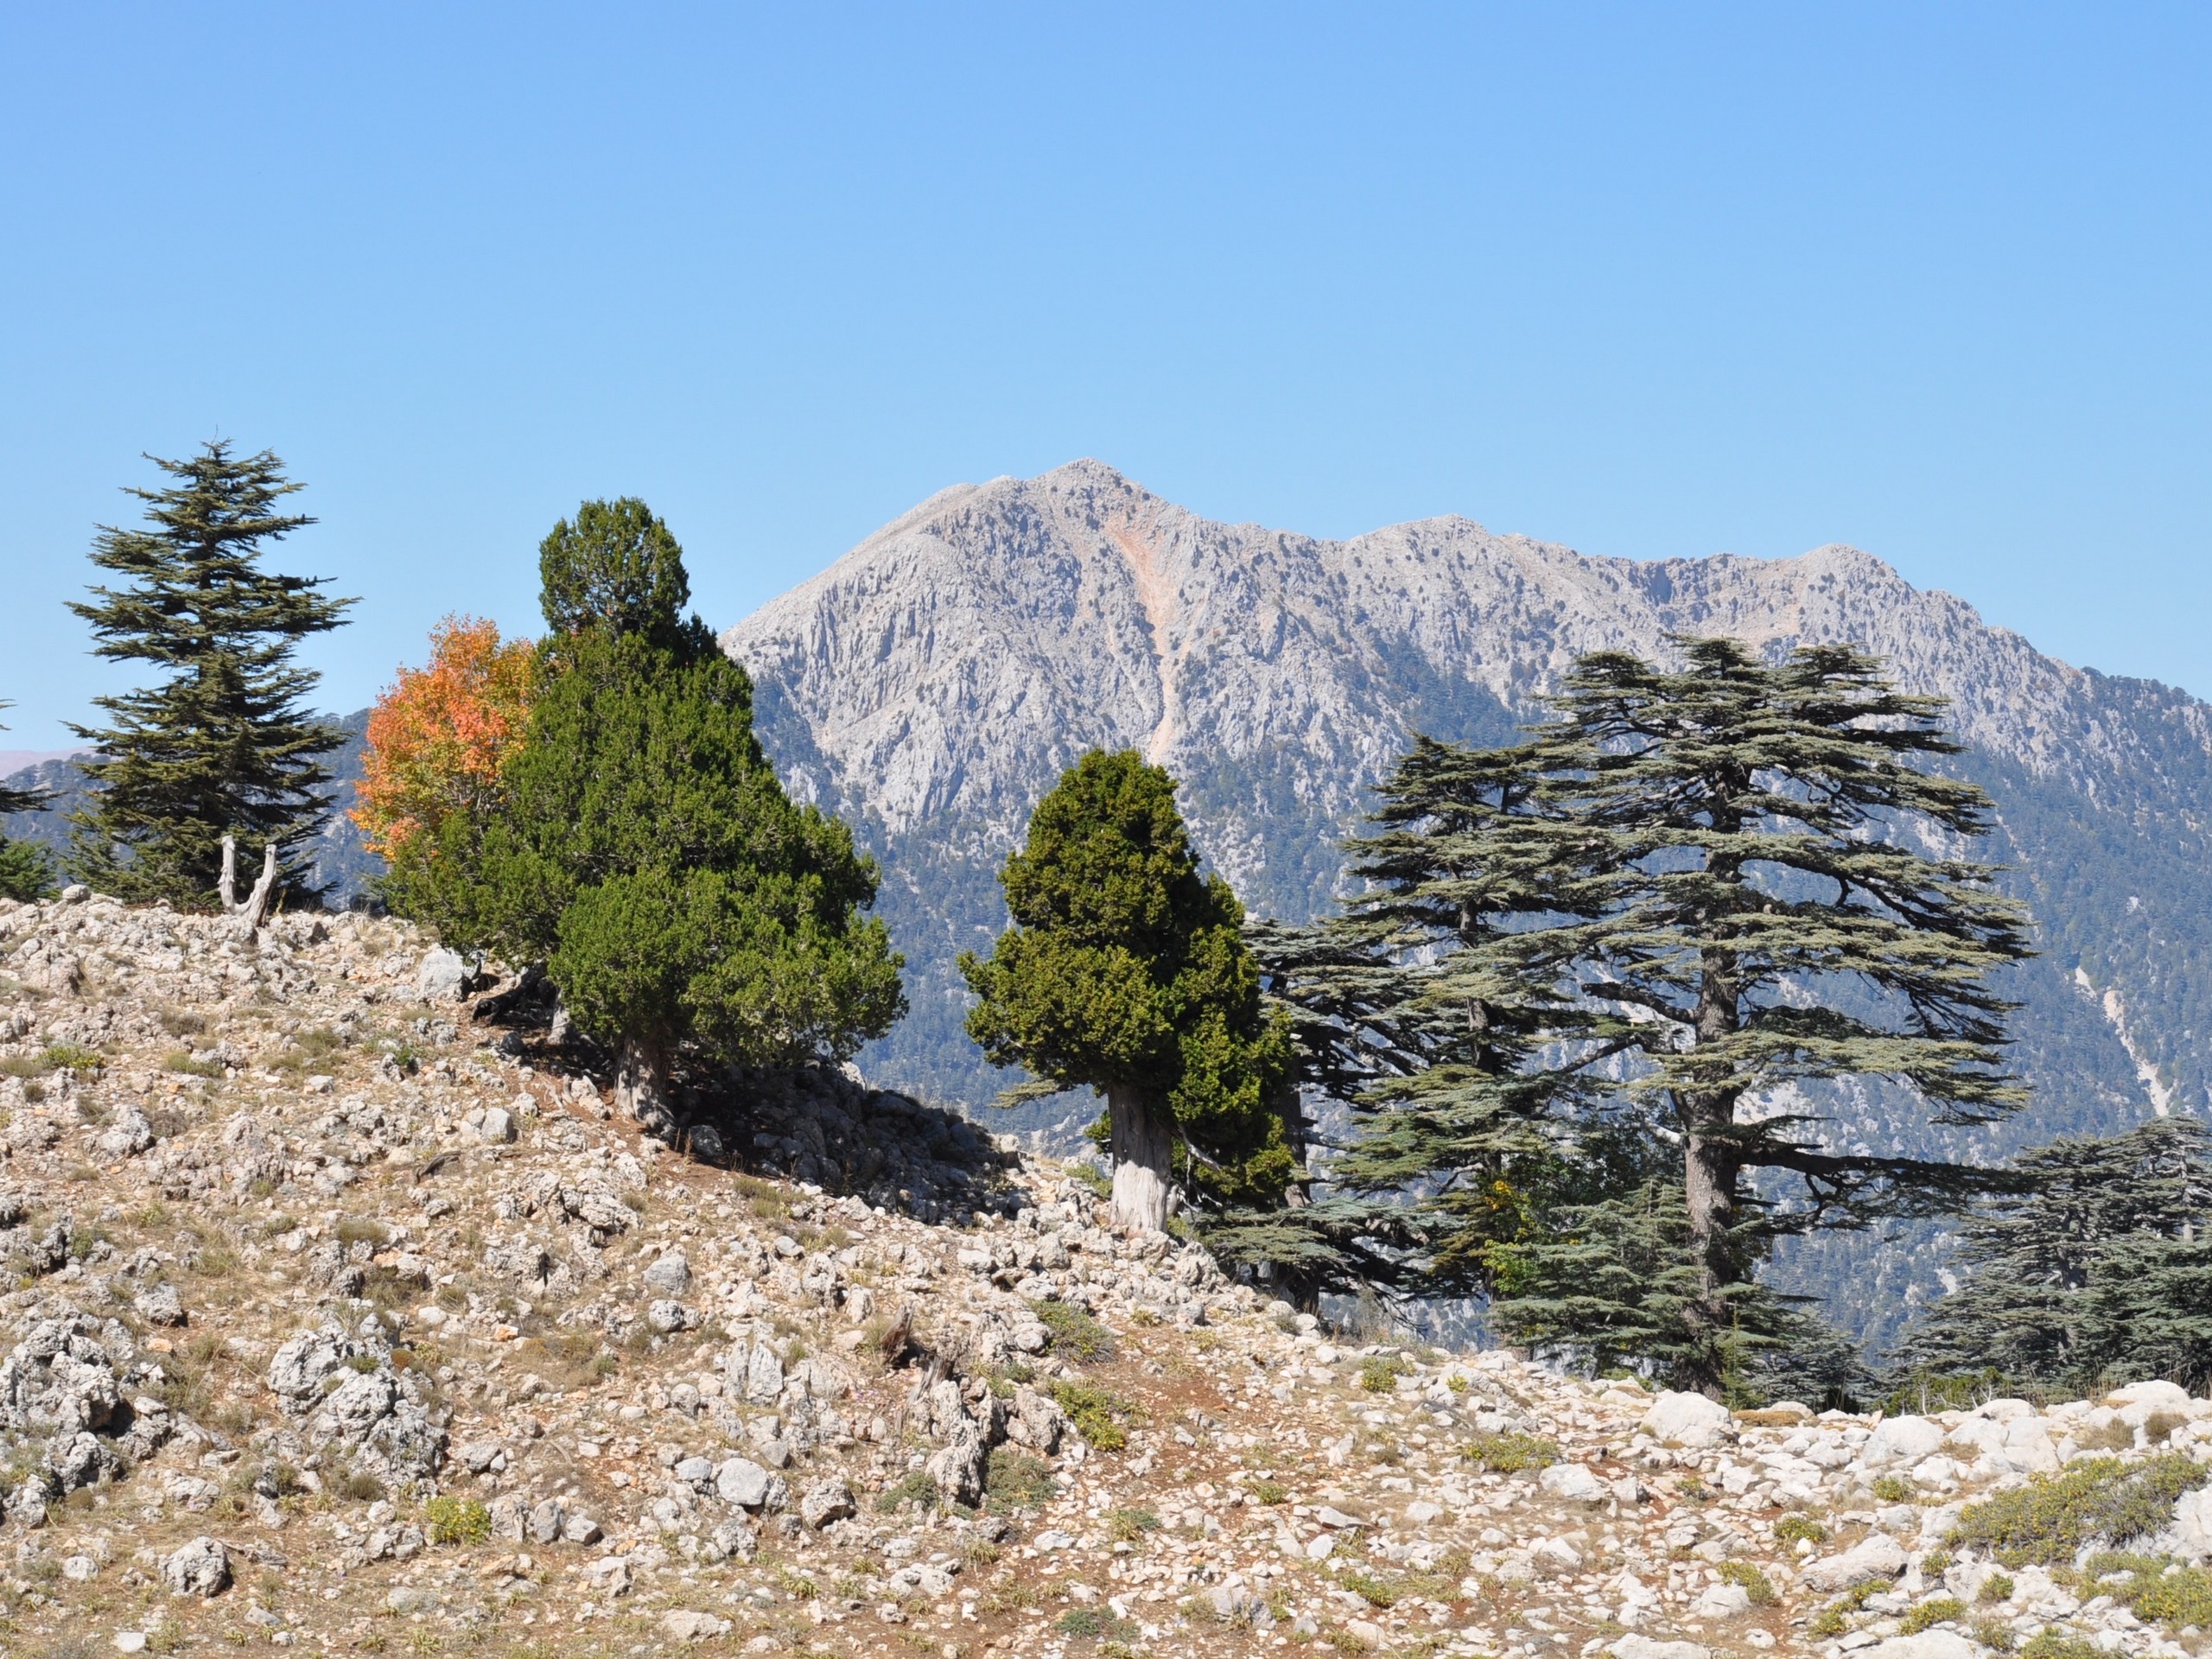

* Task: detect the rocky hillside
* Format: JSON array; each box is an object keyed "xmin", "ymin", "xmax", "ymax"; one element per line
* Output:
[
  {"xmin": 722, "ymin": 461, "xmax": 2212, "ymax": 1348},
  {"xmin": 3, "ymin": 888, "xmax": 2212, "ymax": 1659}
]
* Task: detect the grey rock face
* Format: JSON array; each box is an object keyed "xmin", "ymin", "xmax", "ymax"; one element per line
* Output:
[
  {"xmin": 715, "ymin": 1457, "xmax": 772, "ymax": 1509},
  {"xmin": 644, "ymin": 1250, "xmax": 690, "ymax": 1296},
  {"xmin": 798, "ymin": 1476, "xmax": 855, "ymax": 1529},
  {"xmin": 416, "ymin": 947, "xmax": 470, "ymax": 1003},
  {"xmin": 162, "ymin": 1535, "xmax": 230, "ymax": 1598},
  {"xmin": 0, "ymin": 1310, "xmax": 125, "ymax": 1437}
]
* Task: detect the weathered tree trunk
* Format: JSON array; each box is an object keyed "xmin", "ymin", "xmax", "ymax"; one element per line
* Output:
[
  {"xmin": 1107, "ymin": 1085, "xmax": 1173, "ymax": 1233},
  {"xmin": 616, "ymin": 1036, "xmax": 678, "ymax": 1141},
  {"xmin": 1681, "ymin": 894, "xmax": 1745, "ymax": 1396},
  {"xmin": 1681, "ymin": 1119, "xmax": 1741, "ymax": 1395},
  {"xmin": 218, "ymin": 835, "xmax": 279, "ymax": 935}
]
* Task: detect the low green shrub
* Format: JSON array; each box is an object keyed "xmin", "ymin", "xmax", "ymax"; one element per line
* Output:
[
  {"xmin": 983, "ymin": 1446, "xmax": 1055, "ymax": 1511},
  {"xmin": 1900, "ymin": 1595, "xmax": 1966, "ymax": 1634},
  {"xmin": 1460, "ymin": 1432, "xmax": 1558, "ymax": 1472},
  {"xmin": 424, "ymin": 1496, "xmax": 490, "ymax": 1545},
  {"xmin": 874, "ymin": 1471, "xmax": 939, "ymax": 1513},
  {"xmin": 1050, "ymin": 1379, "xmax": 1136, "ymax": 1452},
  {"xmin": 1948, "ymin": 1455, "xmax": 2209, "ymax": 1566},
  {"xmin": 1718, "ymin": 1560, "xmax": 1778, "ymax": 1606},
  {"xmin": 1358, "ymin": 1352, "xmax": 1411, "ymax": 1394},
  {"xmin": 1031, "ymin": 1298, "xmax": 1116, "ymax": 1363}
]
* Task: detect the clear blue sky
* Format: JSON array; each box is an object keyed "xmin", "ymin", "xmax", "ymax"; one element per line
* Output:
[{"xmin": 3, "ymin": 4, "xmax": 2208, "ymax": 748}]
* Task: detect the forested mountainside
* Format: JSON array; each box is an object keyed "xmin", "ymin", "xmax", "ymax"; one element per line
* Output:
[{"xmin": 724, "ymin": 460, "xmax": 2212, "ymax": 1351}]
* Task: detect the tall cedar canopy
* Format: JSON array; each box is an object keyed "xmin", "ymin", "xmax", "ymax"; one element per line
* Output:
[
  {"xmin": 1900, "ymin": 1118, "xmax": 2212, "ymax": 1392},
  {"xmin": 433, "ymin": 499, "xmax": 906, "ymax": 1136},
  {"xmin": 0, "ymin": 702, "xmax": 55, "ymax": 899},
  {"xmin": 1285, "ymin": 638, "xmax": 2031, "ymax": 1392},
  {"xmin": 67, "ymin": 442, "xmax": 352, "ymax": 906},
  {"xmin": 961, "ymin": 750, "xmax": 1295, "ymax": 1233}
]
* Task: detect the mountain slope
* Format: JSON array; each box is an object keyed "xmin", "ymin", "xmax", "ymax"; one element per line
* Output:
[{"xmin": 724, "ymin": 460, "xmax": 2212, "ymax": 1347}]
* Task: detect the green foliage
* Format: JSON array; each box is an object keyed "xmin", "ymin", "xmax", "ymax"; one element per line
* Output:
[
  {"xmin": 2082, "ymin": 1551, "xmax": 2212, "ymax": 1630},
  {"xmin": 1772, "ymin": 1513, "xmax": 1829, "ymax": 1546},
  {"xmin": 1870, "ymin": 1473, "xmax": 1915, "ymax": 1502},
  {"xmin": 1902, "ymin": 1118, "xmax": 2212, "ymax": 1393},
  {"xmin": 1049, "ymin": 1379, "xmax": 1136, "ymax": 1452},
  {"xmin": 1338, "ymin": 1568, "xmax": 1404, "ymax": 1608},
  {"xmin": 1275, "ymin": 637, "xmax": 2027, "ymax": 1389},
  {"xmin": 423, "ymin": 1496, "xmax": 491, "ymax": 1545},
  {"xmin": 537, "ymin": 497, "xmax": 695, "ymax": 648},
  {"xmin": 66, "ymin": 442, "xmax": 352, "ymax": 906},
  {"xmin": 1948, "ymin": 1455, "xmax": 2209, "ymax": 1565},
  {"xmin": 1358, "ymin": 1352, "xmax": 1410, "ymax": 1393},
  {"xmin": 1900, "ymin": 1595, "xmax": 1965, "ymax": 1633},
  {"xmin": 1807, "ymin": 1578, "xmax": 1885, "ymax": 1637},
  {"xmin": 1029, "ymin": 1298, "xmax": 1116, "ymax": 1363},
  {"xmin": 874, "ymin": 1471, "xmax": 939, "ymax": 1513},
  {"xmin": 1980, "ymin": 1572, "xmax": 2015, "ymax": 1603},
  {"xmin": 961, "ymin": 749, "xmax": 1297, "ymax": 1212},
  {"xmin": 982, "ymin": 1446, "xmax": 1056, "ymax": 1511},
  {"xmin": 2018, "ymin": 1633, "xmax": 2104, "ymax": 1659},
  {"xmin": 0, "ymin": 836, "xmax": 54, "ymax": 901},
  {"xmin": 416, "ymin": 506, "xmax": 903, "ymax": 1096},
  {"xmin": 1717, "ymin": 1560, "xmax": 1778, "ymax": 1606},
  {"xmin": 1105, "ymin": 1507, "xmax": 1160, "ymax": 1541},
  {"xmin": 1459, "ymin": 1432, "xmax": 1557, "ymax": 1472}
]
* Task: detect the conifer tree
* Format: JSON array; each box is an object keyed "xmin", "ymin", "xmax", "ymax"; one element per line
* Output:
[
  {"xmin": 67, "ymin": 442, "xmax": 352, "ymax": 906},
  {"xmin": 431, "ymin": 499, "xmax": 906, "ymax": 1136},
  {"xmin": 961, "ymin": 750, "xmax": 1296, "ymax": 1233},
  {"xmin": 1900, "ymin": 1117, "xmax": 2212, "ymax": 1391},
  {"xmin": 0, "ymin": 702, "xmax": 55, "ymax": 900},
  {"xmin": 1285, "ymin": 639, "xmax": 2031, "ymax": 1392}
]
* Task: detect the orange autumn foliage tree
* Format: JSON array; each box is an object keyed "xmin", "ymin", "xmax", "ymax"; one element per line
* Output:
[{"xmin": 353, "ymin": 616, "xmax": 537, "ymax": 868}]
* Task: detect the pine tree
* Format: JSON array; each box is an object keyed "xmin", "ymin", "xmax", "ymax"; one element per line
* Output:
[
  {"xmin": 961, "ymin": 750, "xmax": 1296, "ymax": 1233},
  {"xmin": 0, "ymin": 702, "xmax": 55, "ymax": 900},
  {"xmin": 1900, "ymin": 1117, "xmax": 2212, "ymax": 1391},
  {"xmin": 1282, "ymin": 639, "xmax": 2031, "ymax": 1391},
  {"xmin": 67, "ymin": 442, "xmax": 353, "ymax": 906},
  {"xmin": 432, "ymin": 499, "xmax": 906, "ymax": 1137}
]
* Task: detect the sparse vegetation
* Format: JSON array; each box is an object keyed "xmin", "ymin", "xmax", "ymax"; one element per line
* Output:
[
  {"xmin": 424, "ymin": 1496, "xmax": 492, "ymax": 1545},
  {"xmin": 875, "ymin": 1471, "xmax": 939, "ymax": 1514},
  {"xmin": 1049, "ymin": 1379, "xmax": 1138, "ymax": 1452},
  {"xmin": 983, "ymin": 1446, "xmax": 1055, "ymax": 1510},
  {"xmin": 1359, "ymin": 1351, "xmax": 1410, "ymax": 1393},
  {"xmin": 1106, "ymin": 1506, "xmax": 1159, "ymax": 1541},
  {"xmin": 1773, "ymin": 1513, "xmax": 1829, "ymax": 1546},
  {"xmin": 1718, "ymin": 1560, "xmax": 1778, "ymax": 1605},
  {"xmin": 1948, "ymin": 1455, "xmax": 2210, "ymax": 1566},
  {"xmin": 1460, "ymin": 1432, "xmax": 1558, "ymax": 1472},
  {"xmin": 1899, "ymin": 1594, "xmax": 1966, "ymax": 1633},
  {"xmin": 1030, "ymin": 1297, "xmax": 1116, "ymax": 1363}
]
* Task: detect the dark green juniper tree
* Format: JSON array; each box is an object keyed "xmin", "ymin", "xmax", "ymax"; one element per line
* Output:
[
  {"xmin": 0, "ymin": 702, "xmax": 56, "ymax": 900},
  {"xmin": 1281, "ymin": 638, "xmax": 2031, "ymax": 1392},
  {"xmin": 1901, "ymin": 1117, "xmax": 2212, "ymax": 1392},
  {"xmin": 67, "ymin": 442, "xmax": 352, "ymax": 906},
  {"xmin": 961, "ymin": 750, "xmax": 1297, "ymax": 1234},
  {"xmin": 429, "ymin": 499, "xmax": 906, "ymax": 1137}
]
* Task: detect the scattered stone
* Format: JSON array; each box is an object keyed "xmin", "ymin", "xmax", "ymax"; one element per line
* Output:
[{"xmin": 161, "ymin": 1536, "xmax": 230, "ymax": 1599}]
